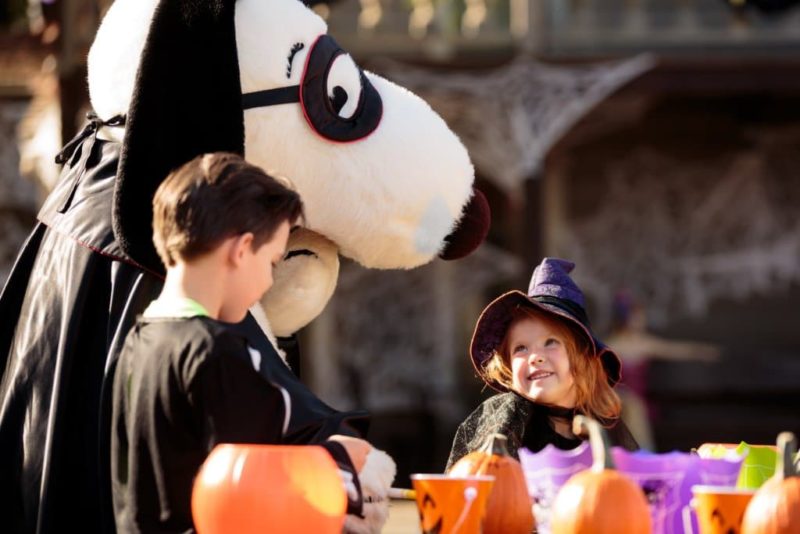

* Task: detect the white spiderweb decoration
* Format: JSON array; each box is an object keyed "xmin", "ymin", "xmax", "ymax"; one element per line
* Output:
[
  {"xmin": 375, "ymin": 54, "xmax": 655, "ymax": 193},
  {"xmin": 559, "ymin": 146, "xmax": 800, "ymax": 329}
]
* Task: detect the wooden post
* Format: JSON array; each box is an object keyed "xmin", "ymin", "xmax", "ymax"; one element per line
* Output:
[
  {"xmin": 57, "ymin": 0, "xmax": 93, "ymax": 145},
  {"xmin": 521, "ymin": 171, "xmax": 544, "ymax": 270}
]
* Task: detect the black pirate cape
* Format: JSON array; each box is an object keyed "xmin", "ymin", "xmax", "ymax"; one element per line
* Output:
[{"xmin": 0, "ymin": 1, "xmax": 367, "ymax": 532}]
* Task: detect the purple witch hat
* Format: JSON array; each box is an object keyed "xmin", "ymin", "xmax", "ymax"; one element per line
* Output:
[{"xmin": 469, "ymin": 257, "xmax": 621, "ymax": 392}]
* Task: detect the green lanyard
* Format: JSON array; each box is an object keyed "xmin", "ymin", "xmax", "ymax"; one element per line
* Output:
[{"xmin": 143, "ymin": 296, "xmax": 210, "ymax": 318}]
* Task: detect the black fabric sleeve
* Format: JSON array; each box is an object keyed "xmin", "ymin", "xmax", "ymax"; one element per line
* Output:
[
  {"xmin": 319, "ymin": 441, "xmax": 364, "ymax": 517},
  {"xmin": 185, "ymin": 336, "xmax": 286, "ymax": 450},
  {"xmin": 446, "ymin": 417, "xmax": 475, "ymax": 472},
  {"xmin": 229, "ymin": 314, "xmax": 372, "ymax": 444},
  {"xmin": 446, "ymin": 393, "xmax": 528, "ymax": 470}
]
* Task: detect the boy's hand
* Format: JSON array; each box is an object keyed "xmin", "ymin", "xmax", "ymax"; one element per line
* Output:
[{"xmin": 329, "ymin": 434, "xmax": 372, "ymax": 472}]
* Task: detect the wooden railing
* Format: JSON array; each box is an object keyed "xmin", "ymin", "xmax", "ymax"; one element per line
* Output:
[
  {"xmin": 325, "ymin": 0, "xmax": 800, "ymax": 59},
  {"xmin": 323, "ymin": 0, "xmax": 519, "ymax": 59}
]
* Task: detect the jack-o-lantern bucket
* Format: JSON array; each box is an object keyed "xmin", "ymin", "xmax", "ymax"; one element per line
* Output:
[
  {"xmin": 688, "ymin": 485, "xmax": 755, "ymax": 534},
  {"xmin": 410, "ymin": 474, "xmax": 494, "ymax": 534}
]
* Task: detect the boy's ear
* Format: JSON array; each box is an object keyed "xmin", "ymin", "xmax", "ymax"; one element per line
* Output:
[{"xmin": 228, "ymin": 233, "xmax": 255, "ymax": 267}]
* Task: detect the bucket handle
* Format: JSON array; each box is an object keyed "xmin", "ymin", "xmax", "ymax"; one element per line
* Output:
[
  {"xmin": 681, "ymin": 500, "xmax": 696, "ymax": 534},
  {"xmin": 451, "ymin": 486, "xmax": 478, "ymax": 534}
]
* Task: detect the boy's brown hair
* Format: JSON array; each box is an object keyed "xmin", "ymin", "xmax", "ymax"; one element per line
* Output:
[
  {"xmin": 483, "ymin": 305, "xmax": 622, "ymax": 425},
  {"xmin": 152, "ymin": 152, "xmax": 303, "ymax": 267}
]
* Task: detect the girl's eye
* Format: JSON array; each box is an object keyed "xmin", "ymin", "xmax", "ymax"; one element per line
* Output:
[
  {"xmin": 544, "ymin": 338, "xmax": 560, "ymax": 347},
  {"xmin": 512, "ymin": 344, "xmax": 528, "ymax": 354}
]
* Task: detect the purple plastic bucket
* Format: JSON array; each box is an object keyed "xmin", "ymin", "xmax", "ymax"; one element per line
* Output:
[
  {"xmin": 612, "ymin": 448, "xmax": 743, "ymax": 534},
  {"xmin": 518, "ymin": 442, "xmax": 592, "ymax": 534}
]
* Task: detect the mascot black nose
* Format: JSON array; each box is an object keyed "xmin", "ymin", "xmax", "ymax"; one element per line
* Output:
[{"xmin": 439, "ymin": 188, "xmax": 491, "ymax": 261}]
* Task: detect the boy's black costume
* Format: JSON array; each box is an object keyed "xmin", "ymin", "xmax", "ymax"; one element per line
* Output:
[{"xmin": 112, "ymin": 316, "xmax": 362, "ymax": 533}]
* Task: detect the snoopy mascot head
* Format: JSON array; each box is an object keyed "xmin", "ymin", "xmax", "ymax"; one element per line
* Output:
[{"xmin": 89, "ymin": 0, "xmax": 490, "ymax": 341}]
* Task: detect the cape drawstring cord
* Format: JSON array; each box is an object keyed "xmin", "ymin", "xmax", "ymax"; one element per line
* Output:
[{"xmin": 55, "ymin": 112, "xmax": 126, "ymax": 165}]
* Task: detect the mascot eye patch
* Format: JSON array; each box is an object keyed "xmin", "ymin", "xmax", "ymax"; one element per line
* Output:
[{"xmin": 242, "ymin": 35, "xmax": 382, "ymax": 142}]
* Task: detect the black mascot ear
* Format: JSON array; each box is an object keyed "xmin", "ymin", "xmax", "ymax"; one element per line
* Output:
[{"xmin": 113, "ymin": 0, "xmax": 243, "ymax": 275}]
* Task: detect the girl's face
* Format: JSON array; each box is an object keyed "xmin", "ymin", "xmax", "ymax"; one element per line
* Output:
[{"xmin": 508, "ymin": 315, "xmax": 577, "ymax": 408}]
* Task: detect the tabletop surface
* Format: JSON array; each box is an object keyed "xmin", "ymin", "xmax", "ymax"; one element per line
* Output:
[{"xmin": 383, "ymin": 499, "xmax": 421, "ymax": 534}]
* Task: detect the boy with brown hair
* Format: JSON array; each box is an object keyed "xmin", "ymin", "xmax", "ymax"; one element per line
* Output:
[{"xmin": 111, "ymin": 153, "xmax": 370, "ymax": 533}]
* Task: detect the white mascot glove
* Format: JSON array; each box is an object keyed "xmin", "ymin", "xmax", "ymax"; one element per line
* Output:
[{"xmin": 344, "ymin": 448, "xmax": 397, "ymax": 534}]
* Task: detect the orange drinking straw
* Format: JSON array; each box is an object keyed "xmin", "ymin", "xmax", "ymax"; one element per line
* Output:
[{"xmin": 388, "ymin": 488, "xmax": 416, "ymax": 500}]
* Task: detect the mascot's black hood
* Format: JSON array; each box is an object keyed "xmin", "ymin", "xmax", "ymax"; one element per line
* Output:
[{"xmin": 115, "ymin": 0, "xmax": 243, "ymax": 275}]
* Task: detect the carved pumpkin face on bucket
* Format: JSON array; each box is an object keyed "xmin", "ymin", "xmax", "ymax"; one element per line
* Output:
[
  {"xmin": 691, "ymin": 486, "xmax": 755, "ymax": 534},
  {"xmin": 410, "ymin": 474, "xmax": 494, "ymax": 534},
  {"xmin": 419, "ymin": 492, "xmax": 443, "ymax": 534}
]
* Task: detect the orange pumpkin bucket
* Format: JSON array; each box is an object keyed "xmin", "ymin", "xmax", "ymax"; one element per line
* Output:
[
  {"xmin": 410, "ymin": 474, "xmax": 495, "ymax": 534},
  {"xmin": 688, "ymin": 485, "xmax": 755, "ymax": 534},
  {"xmin": 191, "ymin": 444, "xmax": 347, "ymax": 534},
  {"xmin": 448, "ymin": 434, "xmax": 534, "ymax": 534}
]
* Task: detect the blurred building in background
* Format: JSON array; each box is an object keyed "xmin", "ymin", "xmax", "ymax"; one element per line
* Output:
[
  {"xmin": 2, "ymin": 0, "xmax": 800, "ymax": 485},
  {"xmin": 0, "ymin": 0, "xmax": 106, "ymax": 279}
]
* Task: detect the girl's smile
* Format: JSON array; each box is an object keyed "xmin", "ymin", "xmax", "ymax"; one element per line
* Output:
[{"xmin": 528, "ymin": 370, "xmax": 554, "ymax": 381}]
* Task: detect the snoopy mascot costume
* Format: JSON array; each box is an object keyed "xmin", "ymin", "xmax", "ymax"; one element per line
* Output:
[{"xmin": 0, "ymin": 0, "xmax": 490, "ymax": 532}]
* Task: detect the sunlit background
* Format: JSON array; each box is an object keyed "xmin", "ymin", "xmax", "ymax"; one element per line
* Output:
[{"xmin": 1, "ymin": 0, "xmax": 799, "ymax": 487}]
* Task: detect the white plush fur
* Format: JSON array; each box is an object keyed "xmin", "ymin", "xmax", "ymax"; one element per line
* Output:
[
  {"xmin": 344, "ymin": 448, "xmax": 396, "ymax": 534},
  {"xmin": 242, "ymin": 71, "xmax": 474, "ymax": 269},
  {"xmin": 88, "ymin": 0, "xmax": 476, "ymax": 332},
  {"xmin": 234, "ymin": 0, "xmax": 474, "ymax": 268},
  {"xmin": 88, "ymin": 0, "xmax": 159, "ymax": 141},
  {"xmin": 235, "ymin": 0, "xmax": 474, "ymax": 270}
]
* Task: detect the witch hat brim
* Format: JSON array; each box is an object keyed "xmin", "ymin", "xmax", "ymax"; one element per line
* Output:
[
  {"xmin": 469, "ymin": 290, "xmax": 622, "ymax": 392},
  {"xmin": 113, "ymin": 0, "xmax": 244, "ymax": 275}
]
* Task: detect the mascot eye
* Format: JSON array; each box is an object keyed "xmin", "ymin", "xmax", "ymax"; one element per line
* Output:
[
  {"xmin": 297, "ymin": 35, "xmax": 382, "ymax": 141},
  {"xmin": 326, "ymin": 54, "xmax": 362, "ymax": 119}
]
